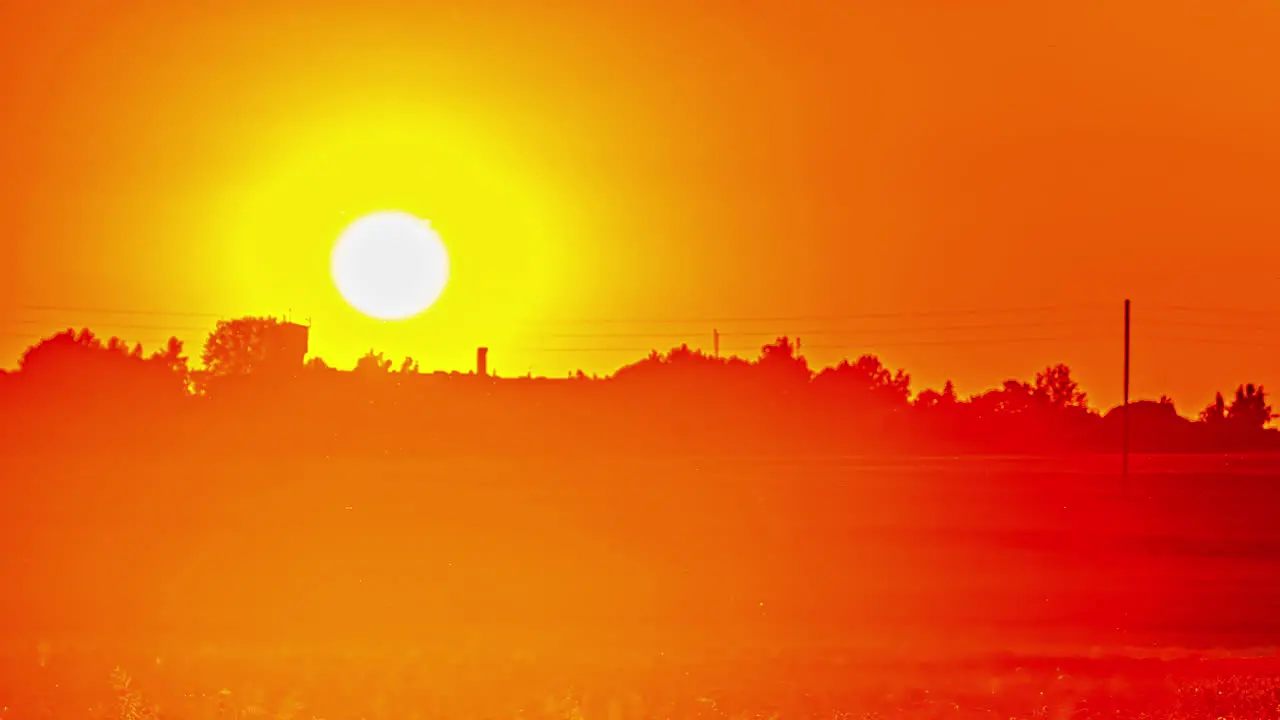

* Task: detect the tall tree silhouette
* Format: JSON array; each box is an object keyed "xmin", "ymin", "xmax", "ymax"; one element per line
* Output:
[
  {"xmin": 1227, "ymin": 383, "xmax": 1274, "ymax": 429},
  {"xmin": 1199, "ymin": 391, "xmax": 1228, "ymax": 425},
  {"xmin": 148, "ymin": 337, "xmax": 189, "ymax": 385},
  {"xmin": 1034, "ymin": 364, "xmax": 1087, "ymax": 409},
  {"xmin": 201, "ymin": 316, "xmax": 286, "ymax": 377}
]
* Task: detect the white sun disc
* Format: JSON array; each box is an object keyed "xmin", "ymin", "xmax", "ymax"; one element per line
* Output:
[{"xmin": 331, "ymin": 210, "xmax": 451, "ymax": 321}]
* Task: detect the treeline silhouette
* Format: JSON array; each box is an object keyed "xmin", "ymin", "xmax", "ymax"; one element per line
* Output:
[{"xmin": 0, "ymin": 316, "xmax": 1275, "ymax": 457}]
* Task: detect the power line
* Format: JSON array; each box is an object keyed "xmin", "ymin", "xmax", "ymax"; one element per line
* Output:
[
  {"xmin": 24, "ymin": 302, "xmax": 1273, "ymax": 331},
  {"xmin": 1143, "ymin": 334, "xmax": 1280, "ymax": 350},
  {"xmin": 514, "ymin": 303, "xmax": 1111, "ymax": 326},
  {"xmin": 0, "ymin": 315, "xmax": 1104, "ymax": 338},
  {"xmin": 502, "ymin": 329, "xmax": 1280, "ymax": 355},
  {"xmin": 1147, "ymin": 303, "xmax": 1280, "ymax": 318},
  {"xmin": 0, "ymin": 311, "xmax": 1112, "ymax": 357},
  {"xmin": 1141, "ymin": 317, "xmax": 1280, "ymax": 333},
  {"xmin": 2, "ymin": 319, "xmax": 211, "ymax": 334},
  {"xmin": 538, "ymin": 318, "xmax": 1104, "ymax": 340},
  {"xmin": 7, "ymin": 310, "xmax": 1272, "ymax": 352},
  {"xmin": 0, "ymin": 331, "xmax": 197, "ymax": 347},
  {"xmin": 23, "ymin": 301, "xmax": 1273, "ymax": 351},
  {"xmin": 787, "ymin": 334, "xmax": 1109, "ymax": 349},
  {"xmin": 509, "ymin": 334, "xmax": 1110, "ymax": 353},
  {"xmin": 17, "ymin": 304, "xmax": 227, "ymax": 320},
  {"xmin": 10, "ymin": 302, "xmax": 1108, "ymax": 327},
  {"xmin": 0, "ymin": 303, "xmax": 1113, "ymax": 349}
]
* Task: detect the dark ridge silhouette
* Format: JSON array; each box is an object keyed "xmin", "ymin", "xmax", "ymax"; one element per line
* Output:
[{"xmin": 0, "ymin": 317, "xmax": 1274, "ymax": 459}]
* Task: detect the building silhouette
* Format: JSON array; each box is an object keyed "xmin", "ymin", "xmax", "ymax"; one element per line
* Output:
[{"xmin": 262, "ymin": 321, "xmax": 310, "ymax": 375}]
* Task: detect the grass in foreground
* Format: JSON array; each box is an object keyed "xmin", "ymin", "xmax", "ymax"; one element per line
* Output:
[{"xmin": 6, "ymin": 648, "xmax": 1280, "ymax": 719}]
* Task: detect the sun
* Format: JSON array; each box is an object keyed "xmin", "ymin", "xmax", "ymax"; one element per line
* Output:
[{"xmin": 330, "ymin": 210, "xmax": 451, "ymax": 321}]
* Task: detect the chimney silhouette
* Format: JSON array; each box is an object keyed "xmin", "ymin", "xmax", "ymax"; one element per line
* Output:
[{"xmin": 477, "ymin": 347, "xmax": 488, "ymax": 377}]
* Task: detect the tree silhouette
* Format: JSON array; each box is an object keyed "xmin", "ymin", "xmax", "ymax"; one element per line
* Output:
[
  {"xmin": 20, "ymin": 328, "xmax": 144, "ymax": 369},
  {"xmin": 149, "ymin": 337, "xmax": 189, "ymax": 383},
  {"xmin": 813, "ymin": 355, "xmax": 911, "ymax": 411},
  {"xmin": 1227, "ymin": 383, "xmax": 1274, "ymax": 430},
  {"xmin": 1199, "ymin": 391, "xmax": 1228, "ymax": 425},
  {"xmin": 201, "ymin": 316, "xmax": 286, "ymax": 378},
  {"xmin": 914, "ymin": 380, "xmax": 958, "ymax": 410},
  {"xmin": 10, "ymin": 317, "xmax": 1280, "ymax": 457},
  {"xmin": 756, "ymin": 336, "xmax": 811, "ymax": 387},
  {"xmin": 147, "ymin": 338, "xmax": 189, "ymax": 392},
  {"xmin": 1034, "ymin": 364, "xmax": 1087, "ymax": 409},
  {"xmin": 16, "ymin": 328, "xmax": 188, "ymax": 403},
  {"xmin": 971, "ymin": 379, "xmax": 1036, "ymax": 417}
]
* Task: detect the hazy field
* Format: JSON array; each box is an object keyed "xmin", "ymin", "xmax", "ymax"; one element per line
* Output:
[
  {"xmin": 9, "ymin": 645, "xmax": 1280, "ymax": 719},
  {"xmin": 4, "ymin": 453, "xmax": 1280, "ymax": 717}
]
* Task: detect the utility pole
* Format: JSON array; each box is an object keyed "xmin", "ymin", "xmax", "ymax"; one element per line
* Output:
[
  {"xmin": 713, "ymin": 329, "xmax": 720, "ymax": 359},
  {"xmin": 1122, "ymin": 299, "xmax": 1131, "ymax": 482}
]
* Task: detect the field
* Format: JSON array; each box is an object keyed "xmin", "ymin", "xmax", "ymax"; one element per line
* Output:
[
  {"xmin": 9, "ymin": 646, "xmax": 1280, "ymax": 718},
  {"xmin": 4, "ymin": 453, "xmax": 1280, "ymax": 717}
]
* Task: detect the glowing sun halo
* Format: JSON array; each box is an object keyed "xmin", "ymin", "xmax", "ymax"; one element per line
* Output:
[{"xmin": 331, "ymin": 211, "xmax": 451, "ymax": 321}]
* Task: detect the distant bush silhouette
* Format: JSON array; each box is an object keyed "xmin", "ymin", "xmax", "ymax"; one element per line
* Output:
[
  {"xmin": 913, "ymin": 380, "xmax": 957, "ymax": 411},
  {"xmin": 15, "ymin": 328, "xmax": 188, "ymax": 408},
  {"xmin": 355, "ymin": 350, "xmax": 394, "ymax": 375},
  {"xmin": 813, "ymin": 355, "xmax": 911, "ymax": 411}
]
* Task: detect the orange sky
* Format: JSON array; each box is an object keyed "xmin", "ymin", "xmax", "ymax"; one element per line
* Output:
[{"xmin": 3, "ymin": 0, "xmax": 1280, "ymax": 413}]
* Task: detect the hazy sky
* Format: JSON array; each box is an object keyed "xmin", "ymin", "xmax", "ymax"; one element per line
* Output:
[{"xmin": 3, "ymin": 0, "xmax": 1279, "ymax": 411}]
